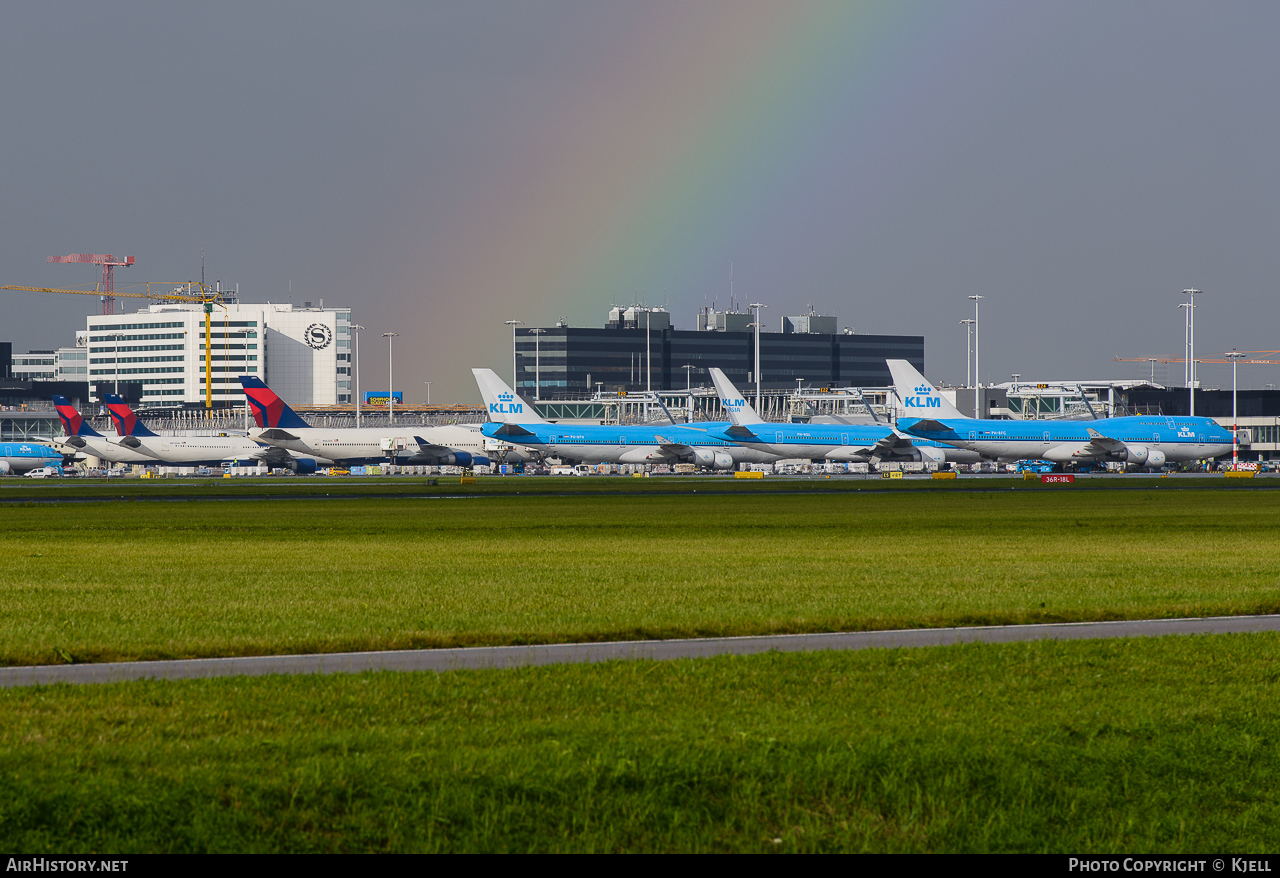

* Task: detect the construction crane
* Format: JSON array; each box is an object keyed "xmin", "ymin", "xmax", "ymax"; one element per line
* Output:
[
  {"xmin": 46, "ymin": 253, "xmax": 136, "ymax": 315},
  {"xmin": 2, "ymin": 280, "xmax": 230, "ymax": 414}
]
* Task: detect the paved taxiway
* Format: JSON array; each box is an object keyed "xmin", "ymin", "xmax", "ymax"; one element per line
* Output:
[{"xmin": 3, "ymin": 614, "xmax": 1278, "ymax": 688}]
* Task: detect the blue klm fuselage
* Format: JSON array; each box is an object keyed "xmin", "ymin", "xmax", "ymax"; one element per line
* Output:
[{"xmin": 898, "ymin": 414, "xmax": 1233, "ymax": 464}]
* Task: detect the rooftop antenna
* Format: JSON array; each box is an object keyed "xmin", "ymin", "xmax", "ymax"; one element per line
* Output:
[
  {"xmin": 201, "ymin": 246, "xmax": 205, "ymax": 287},
  {"xmin": 729, "ymin": 261, "xmax": 734, "ymax": 312}
]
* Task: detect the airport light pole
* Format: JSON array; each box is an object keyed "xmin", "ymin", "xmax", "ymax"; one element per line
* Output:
[
  {"xmin": 352, "ymin": 323, "xmax": 365, "ymax": 428},
  {"xmin": 423, "ymin": 381, "xmax": 431, "ymax": 406},
  {"xmin": 530, "ymin": 328, "xmax": 545, "ymax": 401},
  {"xmin": 681, "ymin": 364, "xmax": 695, "ymax": 422},
  {"xmin": 968, "ymin": 296, "xmax": 984, "ymax": 418},
  {"xmin": 1183, "ymin": 290, "xmax": 1201, "ymax": 416},
  {"xmin": 750, "ymin": 303, "xmax": 766, "ymax": 412},
  {"xmin": 959, "ymin": 319, "xmax": 974, "ymax": 388},
  {"xmin": 1227, "ymin": 350, "xmax": 1245, "ymax": 469},
  {"xmin": 505, "ymin": 320, "xmax": 523, "ymax": 390},
  {"xmin": 1148, "ymin": 358, "xmax": 1158, "ymax": 383},
  {"xmin": 383, "ymin": 331, "xmax": 398, "ymax": 426}
]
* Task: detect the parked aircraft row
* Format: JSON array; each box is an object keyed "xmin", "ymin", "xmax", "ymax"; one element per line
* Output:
[
  {"xmin": 474, "ymin": 363, "xmax": 1233, "ymax": 470},
  {"xmin": 27, "ymin": 359, "xmax": 1232, "ymax": 474}
]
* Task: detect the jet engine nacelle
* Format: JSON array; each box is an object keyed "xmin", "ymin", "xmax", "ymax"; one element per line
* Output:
[
  {"xmin": 690, "ymin": 448, "xmax": 735, "ymax": 470},
  {"xmin": 434, "ymin": 451, "xmax": 490, "ymax": 468},
  {"xmin": 290, "ymin": 457, "xmax": 319, "ymax": 475},
  {"xmin": 1123, "ymin": 445, "xmax": 1166, "ymax": 469},
  {"xmin": 0, "ymin": 461, "xmax": 10, "ymax": 475},
  {"xmin": 913, "ymin": 445, "xmax": 948, "ymax": 465}
]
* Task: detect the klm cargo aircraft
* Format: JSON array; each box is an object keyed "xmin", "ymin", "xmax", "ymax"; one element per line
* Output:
[
  {"xmin": 887, "ymin": 360, "xmax": 1232, "ymax": 468},
  {"xmin": 474, "ymin": 368, "xmax": 775, "ymax": 468},
  {"xmin": 704, "ymin": 368, "xmax": 982, "ymax": 465}
]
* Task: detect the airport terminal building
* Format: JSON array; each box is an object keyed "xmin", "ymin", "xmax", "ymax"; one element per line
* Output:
[
  {"xmin": 84, "ymin": 301, "xmax": 352, "ymax": 407},
  {"xmin": 515, "ymin": 307, "xmax": 925, "ymax": 396}
]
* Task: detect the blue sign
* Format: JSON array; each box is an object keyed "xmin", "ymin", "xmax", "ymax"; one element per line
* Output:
[{"xmin": 364, "ymin": 391, "xmax": 403, "ymax": 405}]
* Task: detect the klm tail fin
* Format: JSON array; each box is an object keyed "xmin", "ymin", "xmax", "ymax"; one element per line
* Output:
[
  {"xmin": 238, "ymin": 376, "xmax": 311, "ymax": 429},
  {"xmin": 472, "ymin": 368, "xmax": 548, "ymax": 424},
  {"xmin": 886, "ymin": 360, "xmax": 965, "ymax": 420},
  {"xmin": 102, "ymin": 394, "xmax": 158, "ymax": 437},
  {"xmin": 707, "ymin": 368, "xmax": 765, "ymax": 426},
  {"xmin": 52, "ymin": 396, "xmax": 103, "ymax": 437}
]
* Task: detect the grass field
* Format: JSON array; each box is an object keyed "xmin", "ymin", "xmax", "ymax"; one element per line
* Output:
[
  {"xmin": 3, "ymin": 634, "xmax": 1278, "ymax": 852},
  {"xmin": 2, "ymin": 482, "xmax": 1279, "ymax": 665}
]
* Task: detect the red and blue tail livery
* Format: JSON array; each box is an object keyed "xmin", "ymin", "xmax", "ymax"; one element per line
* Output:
[
  {"xmin": 238, "ymin": 376, "xmax": 311, "ymax": 430},
  {"xmin": 52, "ymin": 396, "xmax": 103, "ymax": 437},
  {"xmin": 103, "ymin": 394, "xmax": 158, "ymax": 437}
]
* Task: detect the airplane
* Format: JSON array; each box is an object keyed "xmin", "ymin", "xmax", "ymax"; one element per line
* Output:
[
  {"xmin": 704, "ymin": 367, "xmax": 982, "ymax": 466},
  {"xmin": 239, "ymin": 376, "xmax": 504, "ymax": 467},
  {"xmin": 101, "ymin": 394, "xmax": 331, "ymax": 472},
  {"xmin": 0, "ymin": 440, "xmax": 72, "ymax": 475},
  {"xmin": 51, "ymin": 396, "xmax": 161, "ymax": 466},
  {"xmin": 473, "ymin": 368, "xmax": 775, "ymax": 468},
  {"xmin": 887, "ymin": 359, "xmax": 1234, "ymax": 468}
]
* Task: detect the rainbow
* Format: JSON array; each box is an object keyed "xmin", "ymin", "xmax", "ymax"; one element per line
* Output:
[{"xmin": 390, "ymin": 2, "xmax": 942, "ymax": 397}]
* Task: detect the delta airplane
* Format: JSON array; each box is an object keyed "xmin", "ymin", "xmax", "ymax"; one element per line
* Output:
[
  {"xmin": 52, "ymin": 396, "xmax": 161, "ymax": 465},
  {"xmin": 704, "ymin": 368, "xmax": 982, "ymax": 465},
  {"xmin": 474, "ymin": 368, "xmax": 775, "ymax": 468},
  {"xmin": 0, "ymin": 440, "xmax": 71, "ymax": 475},
  {"xmin": 101, "ymin": 394, "xmax": 330, "ymax": 471},
  {"xmin": 240, "ymin": 376, "xmax": 503, "ymax": 467},
  {"xmin": 887, "ymin": 359, "xmax": 1233, "ymax": 468}
]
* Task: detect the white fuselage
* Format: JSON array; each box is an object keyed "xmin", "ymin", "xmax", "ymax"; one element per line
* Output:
[{"xmin": 250, "ymin": 424, "xmax": 524, "ymax": 464}]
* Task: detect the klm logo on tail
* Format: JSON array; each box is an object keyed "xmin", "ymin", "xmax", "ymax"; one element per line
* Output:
[
  {"xmin": 490, "ymin": 391, "xmax": 524, "ymax": 415},
  {"xmin": 904, "ymin": 384, "xmax": 942, "ymax": 409},
  {"xmin": 722, "ymin": 396, "xmax": 747, "ymax": 411}
]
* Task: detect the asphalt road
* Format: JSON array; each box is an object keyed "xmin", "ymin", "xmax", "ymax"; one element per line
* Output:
[{"xmin": 3, "ymin": 614, "xmax": 1278, "ymax": 689}]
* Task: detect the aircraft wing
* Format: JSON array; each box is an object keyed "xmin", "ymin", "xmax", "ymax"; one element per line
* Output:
[
  {"xmin": 1083, "ymin": 428, "xmax": 1126, "ymax": 456},
  {"xmin": 492, "ymin": 423, "xmax": 538, "ymax": 438},
  {"xmin": 257, "ymin": 428, "xmax": 300, "ymax": 442},
  {"xmin": 652, "ymin": 435, "xmax": 690, "ymax": 458},
  {"xmin": 724, "ymin": 425, "xmax": 760, "ymax": 441},
  {"xmin": 900, "ymin": 418, "xmax": 951, "ymax": 434},
  {"xmin": 872, "ymin": 434, "xmax": 913, "ymax": 457}
]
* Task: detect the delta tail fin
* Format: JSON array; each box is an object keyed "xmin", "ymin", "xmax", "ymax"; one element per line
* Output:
[
  {"xmin": 238, "ymin": 376, "xmax": 312, "ymax": 429},
  {"xmin": 472, "ymin": 368, "xmax": 549, "ymax": 425},
  {"xmin": 52, "ymin": 396, "xmax": 103, "ymax": 437},
  {"xmin": 102, "ymin": 394, "xmax": 159, "ymax": 437},
  {"xmin": 707, "ymin": 367, "xmax": 765, "ymax": 426},
  {"xmin": 886, "ymin": 360, "xmax": 966, "ymax": 420}
]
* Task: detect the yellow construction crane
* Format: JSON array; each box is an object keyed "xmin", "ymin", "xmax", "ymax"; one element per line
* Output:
[{"xmin": 2, "ymin": 281, "xmax": 228, "ymax": 414}]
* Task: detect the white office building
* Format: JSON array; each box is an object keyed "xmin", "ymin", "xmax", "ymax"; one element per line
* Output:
[
  {"xmin": 12, "ymin": 339, "xmax": 89, "ymax": 382},
  {"xmin": 86, "ymin": 301, "xmax": 352, "ymax": 406}
]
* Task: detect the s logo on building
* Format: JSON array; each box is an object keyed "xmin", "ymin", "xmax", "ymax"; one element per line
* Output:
[{"xmin": 305, "ymin": 323, "xmax": 333, "ymax": 350}]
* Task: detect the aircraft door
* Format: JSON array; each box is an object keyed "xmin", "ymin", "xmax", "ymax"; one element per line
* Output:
[
  {"xmin": 1043, "ymin": 432, "xmax": 1050, "ymax": 444},
  {"xmin": 969, "ymin": 431, "xmax": 977, "ymax": 441},
  {"xmin": 840, "ymin": 433, "xmax": 849, "ymax": 445},
  {"xmin": 619, "ymin": 436, "xmax": 626, "ymax": 446},
  {"xmin": 775, "ymin": 432, "xmax": 783, "ymax": 443}
]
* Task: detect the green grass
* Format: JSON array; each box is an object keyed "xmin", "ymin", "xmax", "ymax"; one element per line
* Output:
[
  {"xmin": 2, "ymin": 634, "xmax": 1278, "ymax": 852},
  {"xmin": 3, "ymin": 488, "xmax": 1280, "ymax": 665}
]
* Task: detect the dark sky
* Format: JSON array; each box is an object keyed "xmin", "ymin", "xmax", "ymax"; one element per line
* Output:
[{"xmin": 3, "ymin": 1, "xmax": 1278, "ymax": 400}]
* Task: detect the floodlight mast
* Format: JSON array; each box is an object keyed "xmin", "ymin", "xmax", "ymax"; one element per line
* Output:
[
  {"xmin": 968, "ymin": 296, "xmax": 984, "ymax": 417},
  {"xmin": 1227, "ymin": 350, "xmax": 1246, "ymax": 469},
  {"xmin": 352, "ymin": 324, "xmax": 365, "ymax": 427},
  {"xmin": 505, "ymin": 320, "xmax": 524, "ymax": 389},
  {"xmin": 1183, "ymin": 290, "xmax": 1201, "ymax": 416},
  {"xmin": 749, "ymin": 303, "xmax": 766, "ymax": 412},
  {"xmin": 382, "ymin": 332, "xmax": 398, "ymax": 425}
]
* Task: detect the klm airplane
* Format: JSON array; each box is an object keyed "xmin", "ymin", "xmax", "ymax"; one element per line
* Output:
[
  {"xmin": 474, "ymin": 368, "xmax": 775, "ymax": 468},
  {"xmin": 888, "ymin": 360, "xmax": 1233, "ymax": 468},
  {"xmin": 705, "ymin": 368, "xmax": 982, "ymax": 465},
  {"xmin": 0, "ymin": 441, "xmax": 68, "ymax": 475}
]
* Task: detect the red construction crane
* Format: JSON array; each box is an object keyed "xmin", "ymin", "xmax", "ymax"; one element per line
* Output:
[{"xmin": 46, "ymin": 253, "xmax": 136, "ymax": 314}]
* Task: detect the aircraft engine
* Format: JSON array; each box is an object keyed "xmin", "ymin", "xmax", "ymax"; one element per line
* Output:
[
  {"xmin": 1123, "ymin": 445, "xmax": 1150, "ymax": 466},
  {"xmin": 690, "ymin": 448, "xmax": 735, "ymax": 470},
  {"xmin": 913, "ymin": 445, "xmax": 948, "ymax": 465},
  {"xmin": 0, "ymin": 461, "xmax": 10, "ymax": 475},
  {"xmin": 1143, "ymin": 448, "xmax": 1166, "ymax": 468},
  {"xmin": 289, "ymin": 457, "xmax": 319, "ymax": 474}
]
